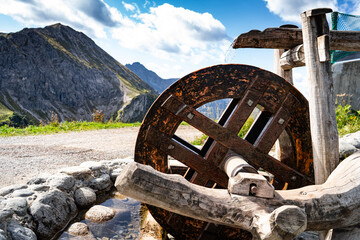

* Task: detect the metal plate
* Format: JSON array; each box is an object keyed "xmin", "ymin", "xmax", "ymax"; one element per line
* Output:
[{"xmin": 135, "ymin": 64, "xmax": 313, "ymax": 240}]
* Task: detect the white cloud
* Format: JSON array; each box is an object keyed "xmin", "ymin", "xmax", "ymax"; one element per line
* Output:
[
  {"xmin": 122, "ymin": 1, "xmax": 139, "ymax": 13},
  {"xmin": 112, "ymin": 3, "xmax": 230, "ymax": 62},
  {"xmin": 264, "ymin": 0, "xmax": 338, "ymax": 23},
  {"xmin": 0, "ymin": 1, "xmax": 231, "ymax": 77},
  {"xmin": 347, "ymin": 0, "xmax": 360, "ymax": 15},
  {"xmin": 0, "ymin": 0, "xmax": 123, "ymax": 38},
  {"xmin": 143, "ymin": 0, "xmax": 156, "ymax": 9}
]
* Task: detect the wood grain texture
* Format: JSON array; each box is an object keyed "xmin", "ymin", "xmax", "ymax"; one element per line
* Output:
[
  {"xmin": 233, "ymin": 28, "xmax": 360, "ymax": 51},
  {"xmin": 301, "ymin": 10, "xmax": 339, "ymax": 185},
  {"xmin": 115, "ymin": 152, "xmax": 360, "ymax": 240}
]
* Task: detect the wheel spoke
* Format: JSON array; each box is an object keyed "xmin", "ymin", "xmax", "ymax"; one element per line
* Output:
[
  {"xmin": 161, "ymin": 95, "xmax": 313, "ymax": 186},
  {"xmin": 145, "ymin": 125, "xmax": 228, "ymax": 187},
  {"xmin": 200, "ymin": 98, "xmax": 240, "ymax": 156},
  {"xmin": 255, "ymin": 93, "xmax": 301, "ymax": 153}
]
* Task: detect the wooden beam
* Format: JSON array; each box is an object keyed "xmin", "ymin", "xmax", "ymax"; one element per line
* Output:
[
  {"xmin": 115, "ymin": 152, "xmax": 360, "ymax": 240},
  {"xmin": 233, "ymin": 28, "xmax": 360, "ymax": 51},
  {"xmin": 280, "ymin": 44, "xmax": 305, "ymax": 70},
  {"xmin": 273, "ymin": 25, "xmax": 297, "ymax": 182},
  {"xmin": 274, "ymin": 25, "xmax": 297, "ymax": 81},
  {"xmin": 301, "ymin": 8, "xmax": 339, "ymax": 185}
]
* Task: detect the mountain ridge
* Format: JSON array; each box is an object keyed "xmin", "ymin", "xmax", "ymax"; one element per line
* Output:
[
  {"xmin": 125, "ymin": 62, "xmax": 177, "ymax": 94},
  {"xmin": 127, "ymin": 62, "xmax": 230, "ymax": 120},
  {"xmin": 0, "ymin": 23, "xmax": 157, "ymax": 125}
]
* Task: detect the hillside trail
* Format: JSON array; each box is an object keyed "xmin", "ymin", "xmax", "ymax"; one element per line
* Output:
[{"xmin": 0, "ymin": 125, "xmax": 203, "ymax": 188}]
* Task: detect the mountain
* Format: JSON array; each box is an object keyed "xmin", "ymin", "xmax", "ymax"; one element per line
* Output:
[
  {"xmin": 125, "ymin": 62, "xmax": 177, "ymax": 94},
  {"xmin": 126, "ymin": 62, "xmax": 230, "ymax": 120},
  {"xmin": 0, "ymin": 23, "xmax": 157, "ymax": 125}
]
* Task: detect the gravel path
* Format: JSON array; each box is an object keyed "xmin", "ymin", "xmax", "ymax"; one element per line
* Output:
[{"xmin": 0, "ymin": 126, "xmax": 203, "ymax": 188}]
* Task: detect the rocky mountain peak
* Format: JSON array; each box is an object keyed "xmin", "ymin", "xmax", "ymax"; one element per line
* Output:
[
  {"xmin": 0, "ymin": 24, "xmax": 157, "ymax": 125},
  {"xmin": 125, "ymin": 62, "xmax": 177, "ymax": 94}
]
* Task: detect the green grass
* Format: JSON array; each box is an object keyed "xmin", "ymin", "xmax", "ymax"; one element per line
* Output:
[
  {"xmin": 190, "ymin": 116, "xmax": 255, "ymax": 145},
  {"xmin": 336, "ymin": 104, "xmax": 360, "ymax": 136},
  {"xmin": 1, "ymin": 104, "xmax": 359, "ymax": 138},
  {"xmin": 0, "ymin": 121, "xmax": 141, "ymax": 137},
  {"xmin": 0, "ymin": 102, "xmax": 13, "ymax": 123}
]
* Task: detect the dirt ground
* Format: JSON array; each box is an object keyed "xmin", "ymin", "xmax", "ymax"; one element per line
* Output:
[{"xmin": 0, "ymin": 125, "xmax": 203, "ymax": 188}]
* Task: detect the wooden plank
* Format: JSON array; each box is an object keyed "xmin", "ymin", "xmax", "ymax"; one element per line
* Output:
[
  {"xmin": 304, "ymin": 8, "xmax": 332, "ymax": 16},
  {"xmin": 115, "ymin": 152, "xmax": 360, "ymax": 240},
  {"xmin": 301, "ymin": 9, "xmax": 339, "ymax": 185},
  {"xmin": 255, "ymin": 93, "xmax": 296, "ymax": 153},
  {"xmin": 233, "ymin": 28, "xmax": 303, "ymax": 49},
  {"xmin": 233, "ymin": 28, "xmax": 360, "ymax": 51},
  {"xmin": 318, "ymin": 35, "xmax": 331, "ymax": 62}
]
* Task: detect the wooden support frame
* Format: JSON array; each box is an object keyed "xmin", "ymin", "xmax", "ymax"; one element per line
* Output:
[
  {"xmin": 301, "ymin": 8, "xmax": 339, "ymax": 185},
  {"xmin": 233, "ymin": 28, "xmax": 360, "ymax": 51},
  {"xmin": 115, "ymin": 152, "xmax": 360, "ymax": 240},
  {"xmin": 274, "ymin": 25, "xmax": 297, "ymax": 168}
]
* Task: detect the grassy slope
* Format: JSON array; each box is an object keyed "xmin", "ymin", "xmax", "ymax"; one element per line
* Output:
[
  {"xmin": 0, "ymin": 102, "xmax": 13, "ymax": 123},
  {"xmin": 0, "ymin": 105, "xmax": 358, "ymax": 138},
  {"xmin": 0, "ymin": 121, "xmax": 141, "ymax": 137}
]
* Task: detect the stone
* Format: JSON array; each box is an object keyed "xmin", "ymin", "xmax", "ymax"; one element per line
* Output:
[
  {"xmin": 59, "ymin": 166, "xmax": 92, "ymax": 178},
  {"xmin": 80, "ymin": 161, "xmax": 109, "ymax": 178},
  {"xmin": 0, "ymin": 184, "xmax": 27, "ymax": 197},
  {"xmin": 67, "ymin": 222, "xmax": 90, "ymax": 236},
  {"xmin": 29, "ymin": 189, "xmax": 77, "ymax": 239},
  {"xmin": 89, "ymin": 174, "xmax": 112, "ymax": 191},
  {"xmin": 339, "ymin": 141, "xmax": 358, "ymax": 159},
  {"xmin": 74, "ymin": 187, "xmax": 96, "ymax": 208},
  {"xmin": 342, "ymin": 131, "xmax": 360, "ymax": 149},
  {"xmin": 0, "ymin": 209, "xmax": 14, "ymax": 222},
  {"xmin": 27, "ymin": 174, "xmax": 51, "ymax": 185},
  {"xmin": 0, "ymin": 229, "xmax": 6, "ymax": 240},
  {"xmin": 29, "ymin": 184, "xmax": 50, "ymax": 192},
  {"xmin": 110, "ymin": 168, "xmax": 123, "ymax": 181},
  {"xmin": 4, "ymin": 197, "xmax": 27, "ymax": 216},
  {"xmin": 11, "ymin": 189, "xmax": 34, "ymax": 198},
  {"xmin": 294, "ymin": 231, "xmax": 318, "ymax": 239},
  {"xmin": 7, "ymin": 221, "xmax": 37, "ymax": 240},
  {"xmin": 48, "ymin": 173, "xmax": 75, "ymax": 191},
  {"xmin": 80, "ymin": 161, "xmax": 105, "ymax": 171},
  {"xmin": 85, "ymin": 205, "xmax": 115, "ymax": 223}
]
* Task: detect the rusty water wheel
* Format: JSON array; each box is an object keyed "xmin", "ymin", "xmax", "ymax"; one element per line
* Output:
[{"xmin": 135, "ymin": 64, "xmax": 314, "ymax": 240}]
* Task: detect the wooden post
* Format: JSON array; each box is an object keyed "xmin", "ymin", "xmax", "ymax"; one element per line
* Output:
[
  {"xmin": 274, "ymin": 25, "xmax": 298, "ymax": 84},
  {"xmin": 300, "ymin": 8, "xmax": 339, "ymax": 185},
  {"xmin": 301, "ymin": 8, "xmax": 339, "ymax": 240},
  {"xmin": 274, "ymin": 25, "xmax": 297, "ymax": 171}
]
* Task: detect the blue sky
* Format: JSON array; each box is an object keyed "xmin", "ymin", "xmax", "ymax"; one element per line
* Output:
[{"xmin": 0, "ymin": 0, "xmax": 359, "ymax": 96}]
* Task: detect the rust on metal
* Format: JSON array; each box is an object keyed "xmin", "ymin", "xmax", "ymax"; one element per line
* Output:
[{"xmin": 135, "ymin": 64, "xmax": 313, "ymax": 240}]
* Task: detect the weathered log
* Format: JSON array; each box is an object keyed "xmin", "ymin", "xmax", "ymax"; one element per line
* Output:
[
  {"xmin": 115, "ymin": 152, "xmax": 360, "ymax": 240},
  {"xmin": 301, "ymin": 8, "xmax": 339, "ymax": 185},
  {"xmin": 279, "ymin": 44, "xmax": 305, "ymax": 70},
  {"xmin": 232, "ymin": 28, "xmax": 360, "ymax": 51}
]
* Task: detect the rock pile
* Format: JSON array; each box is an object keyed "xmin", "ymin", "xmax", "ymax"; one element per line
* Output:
[
  {"xmin": 0, "ymin": 131, "xmax": 359, "ymax": 240},
  {"xmin": 0, "ymin": 157, "xmax": 132, "ymax": 239}
]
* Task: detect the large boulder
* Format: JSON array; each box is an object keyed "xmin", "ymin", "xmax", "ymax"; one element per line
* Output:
[{"xmin": 29, "ymin": 190, "xmax": 77, "ymax": 239}]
